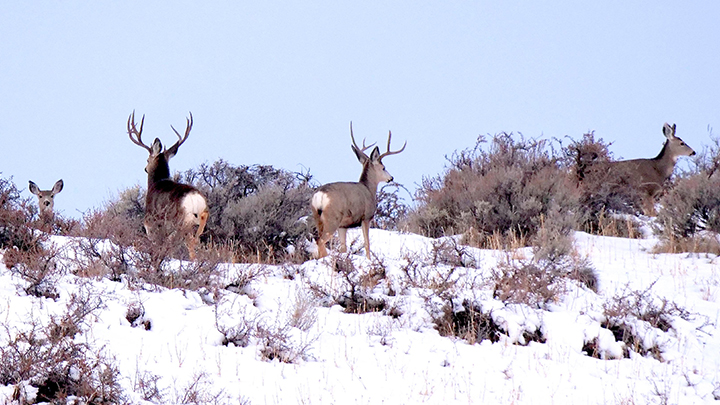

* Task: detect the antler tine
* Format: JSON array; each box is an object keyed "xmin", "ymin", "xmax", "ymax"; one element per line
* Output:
[
  {"xmin": 170, "ymin": 111, "xmax": 194, "ymax": 150},
  {"xmin": 349, "ymin": 121, "xmax": 376, "ymax": 152},
  {"xmin": 127, "ymin": 111, "xmax": 151, "ymax": 152},
  {"xmin": 379, "ymin": 130, "xmax": 406, "ymax": 159}
]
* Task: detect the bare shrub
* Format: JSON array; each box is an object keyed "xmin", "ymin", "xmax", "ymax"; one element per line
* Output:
[
  {"xmin": 288, "ymin": 288, "xmax": 318, "ymax": 332},
  {"xmin": 217, "ymin": 311, "xmax": 260, "ymax": 348},
  {"xmin": 564, "ymin": 255, "xmax": 599, "ymax": 293},
  {"xmin": 133, "ymin": 370, "xmax": 165, "ymax": 403},
  {"xmin": 432, "ymin": 298, "xmax": 545, "ymax": 346},
  {"xmin": 72, "ymin": 193, "xmax": 148, "ymax": 281},
  {"xmin": 433, "ymin": 299, "xmax": 502, "ymax": 345},
  {"xmin": 133, "ymin": 245, "xmax": 225, "ymax": 291},
  {"xmin": 692, "ymin": 126, "xmax": 720, "ymax": 178},
  {"xmin": 408, "ymin": 133, "xmax": 578, "ymax": 249},
  {"xmin": 256, "ymin": 322, "xmax": 316, "ymax": 364},
  {"xmin": 492, "ymin": 260, "xmax": 563, "ymax": 308},
  {"xmin": 173, "ymin": 371, "xmax": 232, "ymax": 405},
  {"xmin": 179, "ymin": 160, "xmax": 315, "ymax": 263},
  {"xmin": 654, "ymin": 173, "xmax": 720, "ymax": 253},
  {"xmin": 601, "ymin": 282, "xmax": 689, "ymax": 360},
  {"xmin": 219, "ymin": 183, "xmax": 314, "ymax": 262},
  {"xmin": 374, "ymin": 183, "xmax": 411, "ymax": 231},
  {"xmin": 653, "ymin": 127, "xmax": 720, "ymax": 252},
  {"xmin": 332, "ymin": 253, "xmax": 387, "ymax": 314},
  {"xmin": 399, "ymin": 247, "xmax": 468, "ymax": 298},
  {"xmin": 225, "ymin": 264, "xmax": 271, "ymax": 296},
  {"xmin": 429, "ymin": 238, "xmax": 476, "ymax": 268},
  {"xmin": 493, "ymin": 254, "xmax": 598, "ymax": 308},
  {"xmin": 302, "ymin": 253, "xmax": 389, "ymax": 313},
  {"xmin": 0, "ymin": 175, "xmax": 42, "ymax": 252},
  {"xmin": 0, "ymin": 289, "xmax": 123, "ymax": 404},
  {"xmin": 5, "ymin": 243, "xmax": 62, "ymax": 300},
  {"xmin": 563, "ymin": 132, "xmax": 645, "ymax": 236},
  {"xmin": 531, "ymin": 212, "xmax": 575, "ymax": 263}
]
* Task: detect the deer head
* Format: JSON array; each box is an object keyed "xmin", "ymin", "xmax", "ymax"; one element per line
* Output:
[
  {"xmin": 660, "ymin": 123, "xmax": 695, "ymax": 164},
  {"xmin": 350, "ymin": 122, "xmax": 406, "ymax": 192},
  {"xmin": 28, "ymin": 179, "xmax": 63, "ymax": 216},
  {"xmin": 127, "ymin": 111, "xmax": 193, "ymax": 185}
]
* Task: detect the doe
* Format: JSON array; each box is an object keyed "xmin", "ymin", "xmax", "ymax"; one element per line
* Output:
[
  {"xmin": 127, "ymin": 111, "xmax": 209, "ymax": 259},
  {"xmin": 312, "ymin": 123, "xmax": 406, "ymax": 259},
  {"xmin": 591, "ymin": 122, "xmax": 695, "ymax": 215}
]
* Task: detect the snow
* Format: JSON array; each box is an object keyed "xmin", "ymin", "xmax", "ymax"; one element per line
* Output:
[{"xmin": 1, "ymin": 228, "xmax": 719, "ymax": 404}]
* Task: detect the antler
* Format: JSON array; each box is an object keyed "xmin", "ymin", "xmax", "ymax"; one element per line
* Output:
[
  {"xmin": 379, "ymin": 130, "xmax": 406, "ymax": 160},
  {"xmin": 127, "ymin": 111, "xmax": 151, "ymax": 152},
  {"xmin": 350, "ymin": 122, "xmax": 376, "ymax": 154},
  {"xmin": 168, "ymin": 112, "xmax": 194, "ymax": 152}
]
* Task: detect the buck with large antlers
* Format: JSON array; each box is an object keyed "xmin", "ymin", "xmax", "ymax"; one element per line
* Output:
[
  {"xmin": 312, "ymin": 123, "xmax": 406, "ymax": 259},
  {"xmin": 28, "ymin": 179, "xmax": 63, "ymax": 220},
  {"xmin": 587, "ymin": 122, "xmax": 695, "ymax": 215},
  {"xmin": 127, "ymin": 111, "xmax": 209, "ymax": 259}
]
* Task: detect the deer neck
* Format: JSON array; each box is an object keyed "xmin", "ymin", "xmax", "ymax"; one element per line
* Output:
[
  {"xmin": 358, "ymin": 166, "xmax": 381, "ymax": 197},
  {"xmin": 652, "ymin": 140, "xmax": 677, "ymax": 179},
  {"xmin": 148, "ymin": 158, "xmax": 172, "ymax": 189}
]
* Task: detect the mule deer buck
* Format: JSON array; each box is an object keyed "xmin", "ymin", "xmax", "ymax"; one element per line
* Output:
[
  {"xmin": 587, "ymin": 123, "xmax": 695, "ymax": 215},
  {"xmin": 127, "ymin": 111, "xmax": 209, "ymax": 259},
  {"xmin": 312, "ymin": 123, "xmax": 406, "ymax": 259},
  {"xmin": 28, "ymin": 179, "xmax": 63, "ymax": 220}
]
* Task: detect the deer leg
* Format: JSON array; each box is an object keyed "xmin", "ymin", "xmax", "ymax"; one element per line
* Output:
[
  {"xmin": 337, "ymin": 228, "xmax": 348, "ymax": 252},
  {"xmin": 643, "ymin": 197, "xmax": 656, "ymax": 217},
  {"xmin": 317, "ymin": 222, "xmax": 338, "ymax": 258},
  {"xmin": 185, "ymin": 232, "xmax": 198, "ymax": 260},
  {"xmin": 143, "ymin": 218, "xmax": 155, "ymax": 240},
  {"xmin": 642, "ymin": 196, "xmax": 657, "ymax": 216},
  {"xmin": 361, "ymin": 220, "xmax": 371, "ymax": 259},
  {"xmin": 315, "ymin": 212, "xmax": 341, "ymax": 259},
  {"xmin": 182, "ymin": 209, "xmax": 208, "ymax": 261},
  {"xmin": 317, "ymin": 231, "xmax": 333, "ymax": 258},
  {"xmin": 195, "ymin": 209, "xmax": 209, "ymax": 239}
]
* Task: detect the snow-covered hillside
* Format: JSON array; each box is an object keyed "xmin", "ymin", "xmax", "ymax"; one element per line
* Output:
[{"xmin": 0, "ymin": 229, "xmax": 718, "ymax": 404}]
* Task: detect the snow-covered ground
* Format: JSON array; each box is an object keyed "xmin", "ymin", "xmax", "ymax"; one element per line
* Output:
[{"xmin": 0, "ymin": 228, "xmax": 718, "ymax": 404}]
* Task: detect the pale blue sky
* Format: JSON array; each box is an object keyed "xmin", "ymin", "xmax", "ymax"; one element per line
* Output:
[{"xmin": 2, "ymin": 2, "xmax": 718, "ymax": 217}]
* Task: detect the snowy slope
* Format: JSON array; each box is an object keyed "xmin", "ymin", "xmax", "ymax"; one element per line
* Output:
[{"xmin": 0, "ymin": 229, "xmax": 718, "ymax": 404}]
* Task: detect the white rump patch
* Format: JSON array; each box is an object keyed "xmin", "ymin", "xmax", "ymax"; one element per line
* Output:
[
  {"xmin": 181, "ymin": 192, "xmax": 208, "ymax": 225},
  {"xmin": 312, "ymin": 191, "xmax": 330, "ymax": 211}
]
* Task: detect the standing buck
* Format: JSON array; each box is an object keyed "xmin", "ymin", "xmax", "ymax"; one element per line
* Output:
[
  {"xmin": 29, "ymin": 179, "xmax": 63, "ymax": 219},
  {"xmin": 589, "ymin": 122, "xmax": 695, "ymax": 215},
  {"xmin": 312, "ymin": 123, "xmax": 406, "ymax": 259},
  {"xmin": 127, "ymin": 111, "xmax": 209, "ymax": 259}
]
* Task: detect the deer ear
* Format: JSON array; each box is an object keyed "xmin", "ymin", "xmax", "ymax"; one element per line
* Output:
[
  {"xmin": 28, "ymin": 181, "xmax": 40, "ymax": 196},
  {"xmin": 663, "ymin": 123, "xmax": 676, "ymax": 139},
  {"xmin": 369, "ymin": 146, "xmax": 381, "ymax": 161},
  {"xmin": 151, "ymin": 138, "xmax": 163, "ymax": 155},
  {"xmin": 164, "ymin": 147, "xmax": 178, "ymax": 161},
  {"xmin": 351, "ymin": 145, "xmax": 368, "ymax": 164},
  {"xmin": 52, "ymin": 179, "xmax": 64, "ymax": 195}
]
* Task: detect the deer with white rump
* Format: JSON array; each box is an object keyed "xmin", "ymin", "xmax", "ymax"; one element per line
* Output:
[
  {"xmin": 590, "ymin": 123, "xmax": 695, "ymax": 215},
  {"xmin": 28, "ymin": 179, "xmax": 63, "ymax": 220},
  {"xmin": 312, "ymin": 123, "xmax": 406, "ymax": 259},
  {"xmin": 127, "ymin": 111, "xmax": 209, "ymax": 259}
]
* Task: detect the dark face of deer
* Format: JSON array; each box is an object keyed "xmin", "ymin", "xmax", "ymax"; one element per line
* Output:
[{"xmin": 28, "ymin": 179, "xmax": 63, "ymax": 214}]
